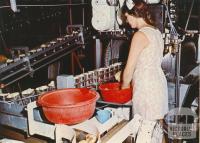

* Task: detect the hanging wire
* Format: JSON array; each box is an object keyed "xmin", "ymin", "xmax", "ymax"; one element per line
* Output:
[
  {"xmin": 182, "ymin": 0, "xmax": 195, "ymax": 41},
  {"xmin": 0, "ymin": 6, "xmax": 10, "ymax": 8},
  {"xmin": 0, "ymin": 3, "xmax": 88, "ymax": 9},
  {"xmin": 184, "ymin": 0, "xmax": 194, "ymax": 31},
  {"xmin": 164, "ymin": 4, "xmax": 179, "ymax": 37}
]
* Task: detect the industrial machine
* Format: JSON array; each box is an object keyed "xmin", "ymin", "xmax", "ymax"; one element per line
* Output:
[
  {"xmin": 0, "ymin": 31, "xmax": 84, "ymax": 88},
  {"xmin": 0, "ymin": 61, "xmax": 135, "ymax": 143},
  {"xmin": 0, "ymin": 29, "xmax": 85, "ymax": 131}
]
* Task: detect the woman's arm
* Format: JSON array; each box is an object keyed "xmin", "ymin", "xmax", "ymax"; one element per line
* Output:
[{"xmin": 121, "ymin": 31, "xmax": 149, "ymax": 89}]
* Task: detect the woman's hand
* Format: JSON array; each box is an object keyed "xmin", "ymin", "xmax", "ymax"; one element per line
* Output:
[
  {"xmin": 121, "ymin": 83, "xmax": 130, "ymax": 89},
  {"xmin": 114, "ymin": 71, "xmax": 121, "ymax": 82}
]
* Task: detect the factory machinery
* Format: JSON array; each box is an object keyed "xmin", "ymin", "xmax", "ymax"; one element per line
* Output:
[
  {"xmin": 0, "ymin": 0, "xmax": 199, "ymax": 142},
  {"xmin": 0, "ymin": 26, "xmax": 129, "ymax": 141},
  {"xmin": 0, "ymin": 59, "xmax": 135, "ymax": 143},
  {"xmin": 0, "ymin": 30, "xmax": 85, "ymax": 88},
  {"xmin": 0, "ymin": 21, "xmax": 134, "ymax": 142},
  {"xmin": 0, "ymin": 27, "xmax": 86, "ymax": 130},
  {"xmin": 0, "ymin": 8, "xmax": 132, "ymax": 141}
]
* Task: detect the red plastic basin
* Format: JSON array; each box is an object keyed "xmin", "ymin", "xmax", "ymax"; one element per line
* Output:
[
  {"xmin": 99, "ymin": 82, "xmax": 132, "ymax": 104},
  {"xmin": 37, "ymin": 88, "xmax": 99, "ymax": 124}
]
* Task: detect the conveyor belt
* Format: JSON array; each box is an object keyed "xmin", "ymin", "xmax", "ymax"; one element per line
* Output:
[{"xmin": 0, "ymin": 32, "xmax": 83, "ymax": 88}]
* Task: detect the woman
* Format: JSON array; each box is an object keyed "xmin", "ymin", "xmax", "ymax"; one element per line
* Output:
[{"xmin": 121, "ymin": 0, "xmax": 168, "ymax": 142}]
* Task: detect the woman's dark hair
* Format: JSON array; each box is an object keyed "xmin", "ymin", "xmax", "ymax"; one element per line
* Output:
[{"xmin": 122, "ymin": 0, "xmax": 155, "ymax": 27}]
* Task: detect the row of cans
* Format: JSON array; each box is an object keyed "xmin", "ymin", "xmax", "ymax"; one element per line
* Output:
[
  {"xmin": 74, "ymin": 62, "xmax": 122, "ymax": 88},
  {"xmin": 0, "ymin": 81, "xmax": 55, "ymax": 106}
]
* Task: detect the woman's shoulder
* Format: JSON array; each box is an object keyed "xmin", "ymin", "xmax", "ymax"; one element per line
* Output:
[
  {"xmin": 140, "ymin": 26, "xmax": 161, "ymax": 34},
  {"xmin": 133, "ymin": 28, "xmax": 152, "ymax": 40},
  {"xmin": 132, "ymin": 31, "xmax": 148, "ymax": 41},
  {"xmin": 139, "ymin": 26, "xmax": 161, "ymax": 40},
  {"xmin": 131, "ymin": 31, "xmax": 149, "ymax": 47},
  {"xmin": 140, "ymin": 26, "xmax": 158, "ymax": 31}
]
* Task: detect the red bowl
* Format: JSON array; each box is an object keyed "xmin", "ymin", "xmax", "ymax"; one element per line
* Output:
[
  {"xmin": 99, "ymin": 82, "xmax": 132, "ymax": 104},
  {"xmin": 37, "ymin": 88, "xmax": 99, "ymax": 124}
]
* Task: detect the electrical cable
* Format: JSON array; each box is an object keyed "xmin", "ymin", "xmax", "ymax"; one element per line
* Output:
[
  {"xmin": 0, "ymin": 6, "xmax": 10, "ymax": 8},
  {"xmin": 0, "ymin": 3, "xmax": 89, "ymax": 9}
]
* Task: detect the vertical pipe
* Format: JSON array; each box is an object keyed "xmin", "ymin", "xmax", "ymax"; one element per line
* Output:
[
  {"xmin": 71, "ymin": 52, "xmax": 74, "ymax": 74},
  {"xmin": 69, "ymin": 0, "xmax": 73, "ymax": 73},
  {"xmin": 110, "ymin": 39, "xmax": 113, "ymax": 65},
  {"xmin": 174, "ymin": 0, "xmax": 194, "ymax": 108},
  {"xmin": 198, "ymin": 34, "xmax": 200, "ymax": 62},
  {"xmin": 174, "ymin": 39, "xmax": 180, "ymax": 108},
  {"xmin": 95, "ymin": 39, "xmax": 102, "ymax": 68},
  {"xmin": 69, "ymin": 0, "xmax": 73, "ymax": 25},
  {"xmin": 82, "ymin": 0, "xmax": 85, "ymax": 26}
]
